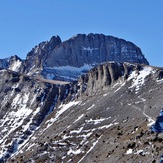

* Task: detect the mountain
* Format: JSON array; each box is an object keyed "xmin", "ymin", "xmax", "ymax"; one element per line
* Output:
[
  {"xmin": 20, "ymin": 33, "xmax": 149, "ymax": 81},
  {"xmin": 0, "ymin": 33, "xmax": 162, "ymax": 162},
  {"xmin": 0, "ymin": 62, "xmax": 163, "ymax": 162}
]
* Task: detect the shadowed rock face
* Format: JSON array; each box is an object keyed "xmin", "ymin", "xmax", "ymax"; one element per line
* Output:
[
  {"xmin": 0, "ymin": 58, "xmax": 9, "ymax": 69},
  {"xmin": 22, "ymin": 35, "xmax": 62, "ymax": 74},
  {"xmin": 46, "ymin": 34, "xmax": 148, "ymax": 67}
]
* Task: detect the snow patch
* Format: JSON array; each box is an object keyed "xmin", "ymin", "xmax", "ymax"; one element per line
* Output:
[
  {"xmin": 73, "ymin": 114, "xmax": 85, "ymax": 124},
  {"xmin": 135, "ymin": 149, "xmax": 149, "ymax": 155},
  {"xmin": 44, "ymin": 64, "xmax": 93, "ymax": 81},
  {"xmin": 70, "ymin": 127, "xmax": 84, "ymax": 134},
  {"xmin": 126, "ymin": 148, "xmax": 133, "ymax": 154},
  {"xmin": 143, "ymin": 111, "xmax": 155, "ymax": 127},
  {"xmin": 85, "ymin": 117, "xmax": 111, "ymax": 125},
  {"xmin": 83, "ymin": 47, "xmax": 99, "ymax": 53},
  {"xmin": 128, "ymin": 66, "xmax": 154, "ymax": 92},
  {"xmin": 67, "ymin": 148, "xmax": 82, "ymax": 155},
  {"xmin": 87, "ymin": 104, "xmax": 95, "ymax": 110},
  {"xmin": 57, "ymin": 101, "xmax": 80, "ymax": 119},
  {"xmin": 9, "ymin": 60, "xmax": 22, "ymax": 72},
  {"xmin": 78, "ymin": 136, "xmax": 102, "ymax": 163},
  {"xmin": 48, "ymin": 64, "xmax": 93, "ymax": 73},
  {"xmin": 45, "ymin": 101, "xmax": 80, "ymax": 127}
]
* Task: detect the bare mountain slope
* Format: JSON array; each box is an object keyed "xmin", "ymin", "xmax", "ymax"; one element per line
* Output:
[{"xmin": 0, "ymin": 62, "xmax": 163, "ymax": 162}]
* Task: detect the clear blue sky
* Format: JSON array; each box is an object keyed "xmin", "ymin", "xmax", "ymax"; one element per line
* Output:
[{"xmin": 0, "ymin": 1, "xmax": 163, "ymax": 66}]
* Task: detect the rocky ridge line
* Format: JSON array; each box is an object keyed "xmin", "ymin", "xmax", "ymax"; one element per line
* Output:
[{"xmin": 0, "ymin": 33, "xmax": 149, "ymax": 81}]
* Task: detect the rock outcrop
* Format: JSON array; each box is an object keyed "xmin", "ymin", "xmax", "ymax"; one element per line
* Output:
[{"xmin": 78, "ymin": 62, "xmax": 142, "ymax": 96}]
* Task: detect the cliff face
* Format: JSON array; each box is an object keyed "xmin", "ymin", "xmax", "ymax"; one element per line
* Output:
[
  {"xmin": 46, "ymin": 34, "xmax": 148, "ymax": 67},
  {"xmin": 78, "ymin": 62, "xmax": 140, "ymax": 96},
  {"xmin": 20, "ymin": 34, "xmax": 148, "ymax": 81},
  {"xmin": 22, "ymin": 36, "xmax": 62, "ymax": 74}
]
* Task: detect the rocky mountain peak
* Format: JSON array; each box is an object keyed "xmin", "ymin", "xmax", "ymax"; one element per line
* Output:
[
  {"xmin": 9, "ymin": 55, "xmax": 21, "ymax": 63},
  {"xmin": 23, "ymin": 35, "xmax": 62, "ymax": 73},
  {"xmin": 41, "ymin": 33, "xmax": 148, "ymax": 81},
  {"xmin": 0, "ymin": 34, "xmax": 149, "ymax": 82},
  {"xmin": 46, "ymin": 33, "xmax": 148, "ymax": 67},
  {"xmin": 49, "ymin": 35, "xmax": 62, "ymax": 49}
]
